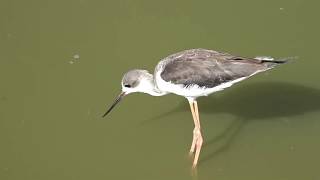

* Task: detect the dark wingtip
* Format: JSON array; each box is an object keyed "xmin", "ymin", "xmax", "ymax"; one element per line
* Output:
[
  {"xmin": 261, "ymin": 56, "xmax": 298, "ymax": 69},
  {"xmin": 262, "ymin": 56, "xmax": 298, "ymax": 64},
  {"xmin": 262, "ymin": 60, "xmax": 287, "ymax": 64}
]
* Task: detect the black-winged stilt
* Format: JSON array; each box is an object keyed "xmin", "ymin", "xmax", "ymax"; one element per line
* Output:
[{"xmin": 102, "ymin": 48, "xmax": 287, "ymax": 168}]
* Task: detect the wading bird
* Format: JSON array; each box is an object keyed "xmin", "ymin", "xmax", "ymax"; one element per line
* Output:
[{"xmin": 102, "ymin": 48, "xmax": 287, "ymax": 168}]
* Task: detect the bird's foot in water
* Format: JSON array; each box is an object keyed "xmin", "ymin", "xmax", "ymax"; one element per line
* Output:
[{"xmin": 189, "ymin": 128, "xmax": 203, "ymax": 169}]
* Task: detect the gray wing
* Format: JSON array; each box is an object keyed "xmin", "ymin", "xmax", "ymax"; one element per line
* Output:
[{"xmin": 160, "ymin": 49, "xmax": 280, "ymax": 88}]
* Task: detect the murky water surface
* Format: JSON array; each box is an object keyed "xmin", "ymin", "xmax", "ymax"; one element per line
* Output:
[{"xmin": 1, "ymin": 0, "xmax": 319, "ymax": 179}]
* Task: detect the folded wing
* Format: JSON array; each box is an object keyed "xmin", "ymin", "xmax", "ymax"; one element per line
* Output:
[{"xmin": 160, "ymin": 49, "xmax": 282, "ymax": 88}]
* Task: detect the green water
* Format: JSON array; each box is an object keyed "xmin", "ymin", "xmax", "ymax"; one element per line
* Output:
[{"xmin": 1, "ymin": 0, "xmax": 320, "ymax": 179}]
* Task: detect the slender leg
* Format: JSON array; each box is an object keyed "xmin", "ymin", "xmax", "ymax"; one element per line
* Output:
[
  {"xmin": 188, "ymin": 99, "xmax": 203, "ymax": 168},
  {"xmin": 189, "ymin": 101, "xmax": 197, "ymax": 154},
  {"xmin": 192, "ymin": 101, "xmax": 203, "ymax": 168}
]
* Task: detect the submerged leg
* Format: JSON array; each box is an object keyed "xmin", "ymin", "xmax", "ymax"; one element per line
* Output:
[{"xmin": 188, "ymin": 99, "xmax": 203, "ymax": 168}]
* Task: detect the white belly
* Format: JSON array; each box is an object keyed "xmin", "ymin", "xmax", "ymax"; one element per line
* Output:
[{"xmin": 155, "ymin": 70, "xmax": 247, "ymax": 98}]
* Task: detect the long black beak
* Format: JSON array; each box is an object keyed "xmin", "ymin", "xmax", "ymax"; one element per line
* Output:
[{"xmin": 102, "ymin": 92, "xmax": 126, "ymax": 117}]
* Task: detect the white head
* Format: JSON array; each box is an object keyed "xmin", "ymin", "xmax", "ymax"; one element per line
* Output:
[
  {"xmin": 121, "ymin": 69, "xmax": 154, "ymax": 94},
  {"xmin": 102, "ymin": 69, "xmax": 165, "ymax": 117}
]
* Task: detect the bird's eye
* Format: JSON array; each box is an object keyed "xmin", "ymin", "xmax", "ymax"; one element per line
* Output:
[{"xmin": 124, "ymin": 84, "xmax": 131, "ymax": 88}]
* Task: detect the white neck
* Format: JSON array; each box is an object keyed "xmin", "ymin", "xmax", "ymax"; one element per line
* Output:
[
  {"xmin": 137, "ymin": 75, "xmax": 167, "ymax": 96},
  {"xmin": 123, "ymin": 73, "xmax": 167, "ymax": 96}
]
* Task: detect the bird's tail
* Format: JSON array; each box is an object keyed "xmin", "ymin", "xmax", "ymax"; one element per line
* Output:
[{"xmin": 255, "ymin": 56, "xmax": 297, "ymax": 68}]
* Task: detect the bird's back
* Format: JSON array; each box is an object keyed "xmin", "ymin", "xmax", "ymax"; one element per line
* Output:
[{"xmin": 155, "ymin": 49, "xmax": 285, "ymax": 91}]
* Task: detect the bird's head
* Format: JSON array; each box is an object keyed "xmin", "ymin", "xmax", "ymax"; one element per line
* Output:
[
  {"xmin": 121, "ymin": 69, "xmax": 153, "ymax": 94},
  {"xmin": 102, "ymin": 69, "xmax": 154, "ymax": 117}
]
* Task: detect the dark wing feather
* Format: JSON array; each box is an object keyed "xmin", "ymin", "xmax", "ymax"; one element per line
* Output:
[{"xmin": 160, "ymin": 49, "xmax": 279, "ymax": 88}]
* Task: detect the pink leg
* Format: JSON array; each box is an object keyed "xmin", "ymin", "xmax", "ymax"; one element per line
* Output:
[
  {"xmin": 189, "ymin": 101, "xmax": 197, "ymax": 154},
  {"xmin": 188, "ymin": 99, "xmax": 203, "ymax": 168}
]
